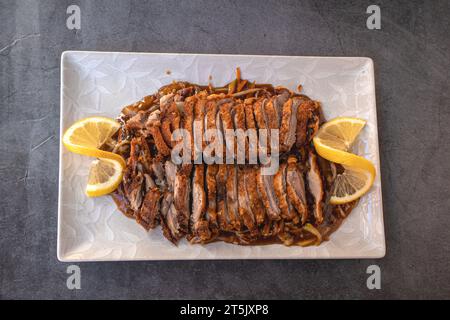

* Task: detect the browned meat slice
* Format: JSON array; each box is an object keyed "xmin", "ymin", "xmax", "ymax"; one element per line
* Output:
[
  {"xmin": 147, "ymin": 126, "xmax": 171, "ymax": 157},
  {"xmin": 253, "ymin": 98, "xmax": 268, "ymax": 130},
  {"xmin": 183, "ymin": 96, "xmax": 196, "ymax": 160},
  {"xmin": 111, "ymin": 184, "xmax": 135, "ymax": 219},
  {"xmin": 173, "ymin": 164, "xmax": 192, "ymax": 234},
  {"xmin": 167, "ymin": 203, "xmax": 184, "ymax": 242},
  {"xmin": 159, "ymin": 192, "xmax": 178, "ymax": 244},
  {"xmin": 253, "ymin": 98, "xmax": 269, "ymax": 158},
  {"xmin": 280, "ymin": 97, "xmax": 302, "ymax": 153},
  {"xmin": 264, "ymin": 98, "xmax": 279, "ymax": 145},
  {"xmin": 137, "ymin": 188, "xmax": 161, "ymax": 230},
  {"xmin": 164, "ymin": 160, "xmax": 177, "ymax": 191},
  {"xmin": 256, "ymin": 168, "xmax": 280, "ymax": 220},
  {"xmin": 143, "ymin": 173, "xmax": 156, "ymax": 192},
  {"xmin": 296, "ymin": 99, "xmax": 320, "ymax": 148},
  {"xmin": 238, "ymin": 166, "xmax": 258, "ymax": 236},
  {"xmin": 204, "ymin": 99, "xmax": 218, "ymax": 157},
  {"xmin": 145, "ymin": 111, "xmax": 171, "ymax": 156},
  {"xmin": 244, "ymin": 102, "xmax": 258, "ymax": 163},
  {"xmin": 159, "ymin": 93, "xmax": 174, "ymax": 113},
  {"xmin": 126, "ymin": 111, "xmax": 149, "ymax": 130},
  {"xmin": 189, "ymin": 165, "xmax": 211, "ymax": 242},
  {"xmin": 205, "ymin": 164, "xmax": 219, "ymax": 235},
  {"xmin": 286, "ymin": 155, "xmax": 308, "ymax": 224},
  {"xmin": 215, "ymin": 164, "xmax": 229, "ymax": 230},
  {"xmin": 193, "ymin": 98, "xmax": 207, "ymax": 162},
  {"xmin": 123, "ymin": 170, "xmax": 143, "ymax": 212},
  {"xmin": 307, "ymin": 151, "xmax": 324, "ymax": 224},
  {"xmin": 274, "ymin": 162, "xmax": 297, "ymax": 222},
  {"xmin": 151, "ymin": 159, "xmax": 165, "ymax": 188},
  {"xmin": 232, "ymin": 103, "xmax": 248, "ymax": 163},
  {"xmin": 226, "ymin": 165, "xmax": 242, "ymax": 230},
  {"xmin": 160, "ymin": 102, "xmax": 180, "ymax": 147},
  {"xmin": 245, "ymin": 167, "xmax": 266, "ymax": 225},
  {"xmin": 219, "ymin": 102, "xmax": 235, "ymax": 163},
  {"xmin": 137, "ymin": 136, "xmax": 152, "ymax": 173},
  {"xmin": 272, "ymin": 89, "xmax": 291, "ymax": 126}
]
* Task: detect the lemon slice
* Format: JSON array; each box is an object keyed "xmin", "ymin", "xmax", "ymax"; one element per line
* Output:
[
  {"xmin": 62, "ymin": 116, "xmax": 126, "ymax": 168},
  {"xmin": 86, "ymin": 158, "xmax": 123, "ymax": 197},
  {"xmin": 313, "ymin": 117, "xmax": 376, "ymax": 204},
  {"xmin": 313, "ymin": 117, "xmax": 367, "ymax": 151},
  {"xmin": 329, "ymin": 165, "xmax": 374, "ymax": 204}
]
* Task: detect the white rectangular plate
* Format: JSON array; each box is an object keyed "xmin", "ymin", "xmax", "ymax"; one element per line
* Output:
[{"xmin": 58, "ymin": 51, "xmax": 385, "ymax": 261}]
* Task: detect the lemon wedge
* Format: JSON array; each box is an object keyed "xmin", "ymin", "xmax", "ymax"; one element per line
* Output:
[
  {"xmin": 86, "ymin": 158, "xmax": 124, "ymax": 197},
  {"xmin": 62, "ymin": 116, "xmax": 126, "ymax": 168},
  {"xmin": 313, "ymin": 117, "xmax": 375, "ymax": 204}
]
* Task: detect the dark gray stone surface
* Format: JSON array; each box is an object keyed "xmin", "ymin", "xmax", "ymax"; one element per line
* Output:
[{"xmin": 1, "ymin": 0, "xmax": 449, "ymax": 299}]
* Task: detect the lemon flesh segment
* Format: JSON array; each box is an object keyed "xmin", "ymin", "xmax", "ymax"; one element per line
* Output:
[
  {"xmin": 86, "ymin": 158, "xmax": 123, "ymax": 197},
  {"xmin": 312, "ymin": 116, "xmax": 375, "ymax": 205},
  {"xmin": 62, "ymin": 116, "xmax": 126, "ymax": 168}
]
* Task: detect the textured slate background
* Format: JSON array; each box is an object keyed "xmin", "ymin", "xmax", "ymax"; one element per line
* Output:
[{"xmin": 1, "ymin": 0, "xmax": 449, "ymax": 299}]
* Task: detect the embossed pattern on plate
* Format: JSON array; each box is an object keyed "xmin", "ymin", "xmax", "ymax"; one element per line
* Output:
[{"xmin": 58, "ymin": 51, "xmax": 385, "ymax": 261}]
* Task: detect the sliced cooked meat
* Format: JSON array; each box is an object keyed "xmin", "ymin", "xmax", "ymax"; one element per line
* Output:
[
  {"xmin": 145, "ymin": 111, "xmax": 171, "ymax": 156},
  {"xmin": 164, "ymin": 160, "xmax": 177, "ymax": 191},
  {"xmin": 280, "ymin": 97, "xmax": 302, "ymax": 153},
  {"xmin": 159, "ymin": 93, "xmax": 174, "ymax": 112},
  {"xmin": 256, "ymin": 168, "xmax": 281, "ymax": 220},
  {"xmin": 233, "ymin": 103, "xmax": 247, "ymax": 163},
  {"xmin": 204, "ymin": 99, "xmax": 218, "ymax": 158},
  {"xmin": 274, "ymin": 162, "xmax": 296, "ymax": 222},
  {"xmin": 126, "ymin": 111, "xmax": 149, "ymax": 130},
  {"xmin": 167, "ymin": 202, "xmax": 185, "ymax": 242},
  {"xmin": 264, "ymin": 97, "xmax": 279, "ymax": 149},
  {"xmin": 296, "ymin": 99, "xmax": 319, "ymax": 148},
  {"xmin": 144, "ymin": 173, "xmax": 156, "ymax": 192},
  {"xmin": 193, "ymin": 98, "xmax": 207, "ymax": 162},
  {"xmin": 307, "ymin": 150, "xmax": 324, "ymax": 224},
  {"xmin": 244, "ymin": 102, "xmax": 258, "ymax": 164},
  {"xmin": 286, "ymin": 155, "xmax": 308, "ymax": 224},
  {"xmin": 183, "ymin": 96, "xmax": 196, "ymax": 160},
  {"xmin": 173, "ymin": 164, "xmax": 192, "ymax": 234},
  {"xmin": 272, "ymin": 90, "xmax": 290, "ymax": 126},
  {"xmin": 219, "ymin": 102, "xmax": 235, "ymax": 163},
  {"xmin": 137, "ymin": 188, "xmax": 161, "ymax": 230},
  {"xmin": 205, "ymin": 164, "xmax": 219, "ymax": 234},
  {"xmin": 245, "ymin": 166, "xmax": 266, "ymax": 225},
  {"xmin": 253, "ymin": 98, "xmax": 270, "ymax": 159},
  {"xmin": 238, "ymin": 166, "xmax": 258, "ymax": 235},
  {"xmin": 161, "ymin": 102, "xmax": 180, "ymax": 147},
  {"xmin": 190, "ymin": 165, "xmax": 211, "ymax": 242},
  {"xmin": 226, "ymin": 165, "xmax": 241, "ymax": 230},
  {"xmin": 160, "ymin": 192, "xmax": 178, "ymax": 244},
  {"xmin": 151, "ymin": 159, "xmax": 165, "ymax": 188},
  {"xmin": 215, "ymin": 164, "xmax": 229, "ymax": 230},
  {"xmin": 123, "ymin": 170, "xmax": 144, "ymax": 212},
  {"xmin": 137, "ymin": 137, "xmax": 153, "ymax": 173},
  {"xmin": 146, "ymin": 125, "xmax": 171, "ymax": 157}
]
